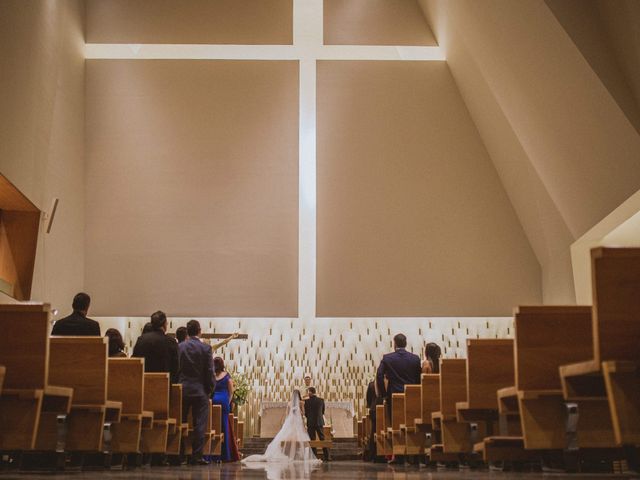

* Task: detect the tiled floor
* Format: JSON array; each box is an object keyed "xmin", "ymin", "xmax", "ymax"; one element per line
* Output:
[{"xmin": 0, "ymin": 461, "xmax": 633, "ymax": 480}]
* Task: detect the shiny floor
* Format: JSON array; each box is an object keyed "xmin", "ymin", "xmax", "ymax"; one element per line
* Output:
[{"xmin": 0, "ymin": 462, "xmax": 633, "ymax": 480}]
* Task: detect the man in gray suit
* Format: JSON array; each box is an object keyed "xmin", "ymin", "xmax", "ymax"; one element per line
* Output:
[{"xmin": 179, "ymin": 319, "xmax": 215, "ymax": 465}]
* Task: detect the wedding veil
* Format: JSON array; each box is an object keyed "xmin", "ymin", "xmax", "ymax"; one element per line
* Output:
[{"xmin": 242, "ymin": 390, "xmax": 321, "ymax": 464}]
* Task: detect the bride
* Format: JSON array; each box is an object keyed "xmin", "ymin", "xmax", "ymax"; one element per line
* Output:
[{"xmin": 242, "ymin": 390, "xmax": 322, "ymax": 464}]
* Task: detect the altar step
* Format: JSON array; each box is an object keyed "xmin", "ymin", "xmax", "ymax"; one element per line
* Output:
[{"xmin": 240, "ymin": 437, "xmax": 361, "ymax": 461}]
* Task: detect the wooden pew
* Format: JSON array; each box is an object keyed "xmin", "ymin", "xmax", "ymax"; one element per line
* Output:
[
  {"xmin": 402, "ymin": 385, "xmax": 424, "ymax": 455},
  {"xmin": 456, "ymin": 339, "xmax": 514, "ymax": 449},
  {"xmin": 497, "ymin": 387, "xmax": 521, "ymax": 436},
  {"xmin": 477, "ymin": 306, "xmax": 592, "ymax": 462},
  {"xmin": 0, "ymin": 365, "xmax": 5, "ymax": 393},
  {"xmin": 210, "ymin": 403, "xmax": 223, "ymax": 456},
  {"xmin": 430, "ymin": 359, "xmax": 467, "ymax": 458},
  {"xmin": 107, "ymin": 358, "xmax": 151, "ymax": 458},
  {"xmin": 140, "ymin": 373, "xmax": 173, "ymax": 453},
  {"xmin": 309, "ymin": 425, "xmax": 333, "ymax": 453},
  {"xmin": 45, "ymin": 337, "xmax": 122, "ymax": 454},
  {"xmin": 0, "ymin": 304, "xmax": 73, "ymax": 451},
  {"xmin": 415, "ymin": 374, "xmax": 440, "ymax": 452},
  {"xmin": 516, "ymin": 306, "xmax": 593, "ymax": 450},
  {"xmin": 374, "ymin": 404, "xmax": 387, "ymax": 457},
  {"xmin": 237, "ymin": 420, "xmax": 245, "ymax": 449},
  {"xmin": 560, "ymin": 248, "xmax": 640, "ymax": 448},
  {"xmin": 389, "ymin": 392, "xmax": 406, "ymax": 455},
  {"xmin": 167, "ymin": 384, "xmax": 183, "ymax": 456}
]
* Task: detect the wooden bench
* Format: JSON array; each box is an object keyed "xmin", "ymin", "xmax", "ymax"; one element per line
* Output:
[
  {"xmin": 237, "ymin": 419, "xmax": 245, "ymax": 449},
  {"xmin": 46, "ymin": 337, "xmax": 122, "ymax": 453},
  {"xmin": 107, "ymin": 358, "xmax": 152, "ymax": 456},
  {"xmin": 402, "ymin": 385, "xmax": 424, "ymax": 455},
  {"xmin": 415, "ymin": 374, "xmax": 440, "ymax": 453},
  {"xmin": 514, "ymin": 306, "xmax": 593, "ymax": 450},
  {"xmin": 210, "ymin": 403, "xmax": 223, "ymax": 456},
  {"xmin": 140, "ymin": 373, "xmax": 174, "ymax": 453},
  {"xmin": 0, "ymin": 304, "xmax": 73, "ymax": 451},
  {"xmin": 560, "ymin": 248, "xmax": 640, "ymax": 448},
  {"xmin": 388, "ymin": 392, "xmax": 406, "ymax": 455},
  {"xmin": 374, "ymin": 404, "xmax": 388, "ymax": 456},
  {"xmin": 167, "ymin": 384, "xmax": 186, "ymax": 456},
  {"xmin": 309, "ymin": 425, "xmax": 333, "ymax": 451},
  {"xmin": 477, "ymin": 306, "xmax": 593, "ymax": 462},
  {"xmin": 456, "ymin": 339, "xmax": 514, "ymax": 448},
  {"xmin": 430, "ymin": 359, "xmax": 467, "ymax": 455}
]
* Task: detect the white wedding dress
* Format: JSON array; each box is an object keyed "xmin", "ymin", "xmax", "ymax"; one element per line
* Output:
[{"xmin": 242, "ymin": 390, "xmax": 321, "ymax": 465}]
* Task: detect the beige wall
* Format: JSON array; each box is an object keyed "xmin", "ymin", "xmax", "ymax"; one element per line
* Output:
[
  {"xmin": 316, "ymin": 61, "xmax": 541, "ymax": 317},
  {"xmin": 420, "ymin": 0, "xmax": 640, "ymax": 304},
  {"xmin": 0, "ymin": 0, "xmax": 85, "ymax": 311},
  {"xmin": 86, "ymin": 0, "xmax": 293, "ymax": 45},
  {"xmin": 85, "ymin": 60, "xmax": 299, "ymax": 317},
  {"xmin": 324, "ymin": 0, "xmax": 436, "ymax": 46},
  {"xmin": 545, "ymin": 0, "xmax": 640, "ymax": 134}
]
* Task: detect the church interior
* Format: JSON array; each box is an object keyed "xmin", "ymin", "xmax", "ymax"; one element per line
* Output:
[{"xmin": 1, "ymin": 0, "xmax": 640, "ymax": 478}]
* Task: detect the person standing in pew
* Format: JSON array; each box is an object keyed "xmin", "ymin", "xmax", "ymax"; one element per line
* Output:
[
  {"xmin": 178, "ymin": 319, "xmax": 215, "ymax": 466},
  {"xmin": 105, "ymin": 328, "xmax": 127, "ymax": 357},
  {"xmin": 51, "ymin": 292, "xmax": 100, "ymax": 336},
  {"xmin": 422, "ymin": 342, "xmax": 441, "ymax": 374},
  {"xmin": 376, "ymin": 333, "xmax": 421, "ymax": 465},
  {"xmin": 132, "ymin": 310, "xmax": 179, "ymax": 383},
  {"xmin": 176, "ymin": 326, "xmax": 188, "ymax": 343}
]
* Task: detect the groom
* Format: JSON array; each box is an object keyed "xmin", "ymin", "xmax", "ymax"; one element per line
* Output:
[{"xmin": 304, "ymin": 387, "xmax": 330, "ymax": 461}]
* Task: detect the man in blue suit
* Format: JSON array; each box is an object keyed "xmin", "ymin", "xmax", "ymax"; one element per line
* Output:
[
  {"xmin": 376, "ymin": 333, "xmax": 421, "ymax": 463},
  {"xmin": 179, "ymin": 319, "xmax": 215, "ymax": 465}
]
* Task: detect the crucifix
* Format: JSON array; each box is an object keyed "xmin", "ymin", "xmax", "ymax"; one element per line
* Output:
[{"xmin": 201, "ymin": 332, "xmax": 248, "ymax": 351}]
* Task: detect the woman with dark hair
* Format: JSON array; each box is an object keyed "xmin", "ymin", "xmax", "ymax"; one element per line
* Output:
[
  {"xmin": 422, "ymin": 342, "xmax": 441, "ymax": 374},
  {"xmin": 212, "ymin": 357, "xmax": 239, "ymax": 462},
  {"xmin": 105, "ymin": 328, "xmax": 127, "ymax": 358}
]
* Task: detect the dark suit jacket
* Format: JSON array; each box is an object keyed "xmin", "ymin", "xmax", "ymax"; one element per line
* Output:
[
  {"xmin": 51, "ymin": 311, "xmax": 101, "ymax": 336},
  {"xmin": 304, "ymin": 395, "xmax": 325, "ymax": 428},
  {"xmin": 132, "ymin": 330, "xmax": 179, "ymax": 383},
  {"xmin": 178, "ymin": 337, "xmax": 215, "ymax": 397},
  {"xmin": 376, "ymin": 348, "xmax": 421, "ymax": 399}
]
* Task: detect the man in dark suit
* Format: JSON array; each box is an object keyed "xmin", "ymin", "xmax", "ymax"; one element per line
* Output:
[
  {"xmin": 132, "ymin": 311, "xmax": 179, "ymax": 383},
  {"xmin": 51, "ymin": 292, "xmax": 100, "ymax": 336},
  {"xmin": 304, "ymin": 387, "xmax": 330, "ymax": 461},
  {"xmin": 178, "ymin": 319, "xmax": 214, "ymax": 465},
  {"xmin": 376, "ymin": 333, "xmax": 421, "ymax": 464}
]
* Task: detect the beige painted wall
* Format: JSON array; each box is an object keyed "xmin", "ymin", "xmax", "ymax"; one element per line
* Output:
[
  {"xmin": 420, "ymin": 0, "xmax": 640, "ymax": 304},
  {"xmin": 324, "ymin": 0, "xmax": 436, "ymax": 46},
  {"xmin": 0, "ymin": 0, "xmax": 85, "ymax": 312},
  {"xmin": 545, "ymin": 0, "xmax": 640, "ymax": 134},
  {"xmin": 85, "ymin": 60, "xmax": 299, "ymax": 317},
  {"xmin": 316, "ymin": 61, "xmax": 541, "ymax": 317},
  {"xmin": 86, "ymin": 0, "xmax": 293, "ymax": 45}
]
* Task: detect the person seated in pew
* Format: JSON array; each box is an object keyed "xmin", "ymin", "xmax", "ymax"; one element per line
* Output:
[
  {"xmin": 179, "ymin": 319, "xmax": 215, "ymax": 466},
  {"xmin": 132, "ymin": 311, "xmax": 179, "ymax": 383},
  {"xmin": 105, "ymin": 328, "xmax": 127, "ymax": 357},
  {"xmin": 51, "ymin": 292, "xmax": 101, "ymax": 336},
  {"xmin": 422, "ymin": 342, "xmax": 441, "ymax": 374},
  {"xmin": 176, "ymin": 326, "xmax": 188, "ymax": 343},
  {"xmin": 142, "ymin": 322, "xmax": 153, "ymax": 334},
  {"xmin": 376, "ymin": 333, "xmax": 421, "ymax": 465}
]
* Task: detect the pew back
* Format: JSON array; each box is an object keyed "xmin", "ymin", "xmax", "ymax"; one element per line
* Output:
[
  {"xmin": 591, "ymin": 247, "xmax": 640, "ymax": 363},
  {"xmin": 0, "ymin": 303, "xmax": 50, "ymax": 390},
  {"xmin": 466, "ymin": 339, "xmax": 514, "ymax": 409},
  {"xmin": 144, "ymin": 373, "xmax": 170, "ymax": 420},
  {"xmin": 108, "ymin": 358, "xmax": 144, "ymax": 414},
  {"xmin": 391, "ymin": 393, "xmax": 404, "ymax": 430},
  {"xmin": 49, "ymin": 337, "xmax": 107, "ymax": 404},
  {"xmin": 421, "ymin": 374, "xmax": 439, "ymax": 425},
  {"xmin": 439, "ymin": 359, "xmax": 466, "ymax": 416},
  {"xmin": 404, "ymin": 385, "xmax": 421, "ymax": 428},
  {"xmin": 514, "ymin": 306, "xmax": 593, "ymax": 391}
]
